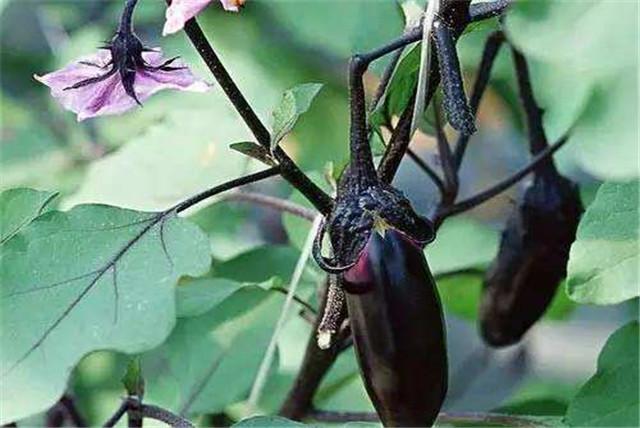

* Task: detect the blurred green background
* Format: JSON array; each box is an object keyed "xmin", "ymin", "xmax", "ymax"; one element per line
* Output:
[{"xmin": 1, "ymin": 0, "xmax": 637, "ymax": 426}]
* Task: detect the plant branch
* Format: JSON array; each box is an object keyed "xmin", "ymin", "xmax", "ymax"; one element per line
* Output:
[
  {"xmin": 511, "ymin": 45, "xmax": 558, "ymax": 176},
  {"xmin": 222, "ymin": 191, "xmax": 316, "ymax": 221},
  {"xmin": 141, "ymin": 404, "xmax": 194, "ymax": 428},
  {"xmin": 308, "ymin": 410, "xmax": 544, "ymax": 427},
  {"xmin": 438, "ymin": 134, "xmax": 569, "ymax": 219},
  {"xmin": 271, "ymin": 286, "xmax": 317, "ymax": 314},
  {"xmin": 118, "ymin": 0, "xmax": 139, "ymax": 34},
  {"xmin": 176, "ymin": 10, "xmax": 333, "ymax": 214},
  {"xmin": 469, "ymin": 0, "xmax": 512, "ymax": 22},
  {"xmin": 172, "ymin": 167, "xmax": 280, "ymax": 214}
]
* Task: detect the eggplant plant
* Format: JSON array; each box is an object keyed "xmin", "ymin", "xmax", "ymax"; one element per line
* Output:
[{"xmin": 1, "ymin": 0, "xmax": 637, "ymax": 427}]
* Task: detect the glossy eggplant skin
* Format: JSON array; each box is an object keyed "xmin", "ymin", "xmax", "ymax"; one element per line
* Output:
[
  {"xmin": 480, "ymin": 173, "xmax": 583, "ymax": 347},
  {"xmin": 344, "ymin": 229, "xmax": 447, "ymax": 427}
]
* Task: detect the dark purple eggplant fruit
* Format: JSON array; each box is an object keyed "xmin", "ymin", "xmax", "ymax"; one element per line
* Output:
[
  {"xmin": 311, "ymin": 47, "xmax": 447, "ymax": 427},
  {"xmin": 343, "ymin": 228, "xmax": 447, "ymax": 427},
  {"xmin": 480, "ymin": 172, "xmax": 583, "ymax": 347}
]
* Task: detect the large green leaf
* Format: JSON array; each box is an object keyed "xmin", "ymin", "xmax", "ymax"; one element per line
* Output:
[
  {"xmin": 567, "ymin": 181, "xmax": 639, "ymax": 304},
  {"xmin": 565, "ymin": 321, "xmax": 639, "ymax": 427},
  {"xmin": 142, "ymin": 286, "xmax": 284, "ymax": 416},
  {"xmin": 0, "ymin": 188, "xmax": 57, "ymax": 245},
  {"xmin": 505, "ymin": 0, "xmax": 639, "ymax": 179},
  {"xmin": 0, "ymin": 204, "xmax": 210, "ymax": 423},
  {"xmin": 271, "ymin": 83, "xmax": 323, "ymax": 151}
]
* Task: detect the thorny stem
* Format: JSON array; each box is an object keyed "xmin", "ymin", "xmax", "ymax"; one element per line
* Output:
[
  {"xmin": 118, "ymin": 0, "xmax": 138, "ymax": 34},
  {"xmin": 349, "ymin": 55, "xmax": 378, "ymax": 186},
  {"xmin": 348, "ymin": 27, "xmax": 426, "ymax": 186},
  {"xmin": 309, "ymin": 410, "xmax": 544, "ymax": 427},
  {"xmin": 176, "ymin": 9, "xmax": 333, "ymax": 214}
]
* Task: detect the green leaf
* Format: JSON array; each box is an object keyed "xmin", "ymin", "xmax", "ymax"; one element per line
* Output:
[
  {"xmin": 427, "ymin": 217, "xmax": 499, "ymax": 275},
  {"xmin": 565, "ymin": 321, "xmax": 639, "ymax": 427},
  {"xmin": 121, "ymin": 357, "xmax": 144, "ymax": 397},
  {"xmin": 63, "ymin": 104, "xmax": 254, "ymax": 212},
  {"xmin": 0, "ymin": 188, "xmax": 57, "ymax": 246},
  {"xmin": 567, "ymin": 181, "xmax": 639, "ymax": 304},
  {"xmin": 0, "ymin": 204, "xmax": 210, "ymax": 423},
  {"xmin": 271, "ymin": 83, "xmax": 323, "ymax": 151},
  {"xmin": 505, "ymin": 0, "xmax": 639, "ymax": 179},
  {"xmin": 230, "ymin": 142, "xmax": 277, "ymax": 167},
  {"xmin": 142, "ymin": 287, "xmax": 284, "ymax": 416},
  {"xmin": 233, "ymin": 416, "xmax": 305, "ymax": 427},
  {"xmin": 370, "ymin": 42, "xmax": 420, "ymax": 127},
  {"xmin": 213, "ymin": 245, "xmax": 301, "ymax": 283},
  {"xmin": 176, "ymin": 277, "xmax": 243, "ymax": 318}
]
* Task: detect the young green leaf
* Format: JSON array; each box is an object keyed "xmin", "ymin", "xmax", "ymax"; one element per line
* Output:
[
  {"xmin": 122, "ymin": 357, "xmax": 144, "ymax": 397},
  {"xmin": 230, "ymin": 141, "xmax": 277, "ymax": 166},
  {"xmin": 0, "ymin": 204, "xmax": 210, "ymax": 424},
  {"xmin": 270, "ymin": 83, "xmax": 323, "ymax": 152},
  {"xmin": 567, "ymin": 181, "xmax": 639, "ymax": 305},
  {"xmin": 566, "ymin": 321, "xmax": 639, "ymax": 427},
  {"xmin": 370, "ymin": 43, "xmax": 420, "ymax": 128},
  {"xmin": 0, "ymin": 188, "xmax": 57, "ymax": 246}
]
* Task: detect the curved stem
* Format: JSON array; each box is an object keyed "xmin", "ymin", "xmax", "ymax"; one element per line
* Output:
[
  {"xmin": 511, "ymin": 45, "xmax": 558, "ymax": 177},
  {"xmin": 118, "ymin": 0, "xmax": 139, "ymax": 34},
  {"xmin": 469, "ymin": 0, "xmax": 512, "ymax": 22},
  {"xmin": 438, "ymin": 134, "xmax": 568, "ymax": 220},
  {"xmin": 141, "ymin": 404, "xmax": 194, "ymax": 428},
  {"xmin": 173, "ymin": 167, "xmax": 280, "ymax": 214}
]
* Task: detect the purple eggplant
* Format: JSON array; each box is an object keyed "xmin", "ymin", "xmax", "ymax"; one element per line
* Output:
[
  {"xmin": 343, "ymin": 228, "xmax": 447, "ymax": 427},
  {"xmin": 480, "ymin": 172, "xmax": 583, "ymax": 347}
]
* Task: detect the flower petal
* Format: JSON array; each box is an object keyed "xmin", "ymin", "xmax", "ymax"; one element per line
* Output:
[
  {"xmin": 163, "ymin": 0, "xmax": 213, "ymax": 36},
  {"xmin": 35, "ymin": 49, "xmax": 210, "ymax": 121}
]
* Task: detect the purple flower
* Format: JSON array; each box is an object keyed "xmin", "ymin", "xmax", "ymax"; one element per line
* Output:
[
  {"xmin": 163, "ymin": 0, "xmax": 245, "ymax": 36},
  {"xmin": 35, "ymin": 32, "xmax": 209, "ymax": 121}
]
